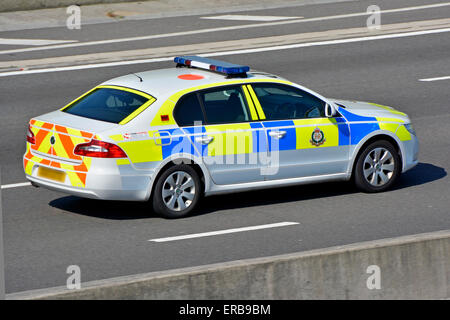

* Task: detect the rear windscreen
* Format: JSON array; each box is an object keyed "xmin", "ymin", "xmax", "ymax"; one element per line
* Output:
[{"xmin": 63, "ymin": 87, "xmax": 150, "ymax": 123}]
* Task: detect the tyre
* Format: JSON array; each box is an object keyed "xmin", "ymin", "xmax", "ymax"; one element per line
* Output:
[
  {"xmin": 152, "ymin": 165, "xmax": 202, "ymax": 218},
  {"xmin": 354, "ymin": 140, "xmax": 401, "ymax": 193}
]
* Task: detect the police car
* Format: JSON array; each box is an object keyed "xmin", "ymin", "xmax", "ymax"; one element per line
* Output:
[{"xmin": 24, "ymin": 56, "xmax": 419, "ymax": 218}]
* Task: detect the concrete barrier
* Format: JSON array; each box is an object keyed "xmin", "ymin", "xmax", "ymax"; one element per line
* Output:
[
  {"xmin": 7, "ymin": 230, "xmax": 450, "ymax": 299},
  {"xmin": 0, "ymin": 0, "xmax": 138, "ymax": 12}
]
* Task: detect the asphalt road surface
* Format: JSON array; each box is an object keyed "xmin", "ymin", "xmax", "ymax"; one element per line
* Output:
[{"xmin": 1, "ymin": 0, "xmax": 449, "ymax": 293}]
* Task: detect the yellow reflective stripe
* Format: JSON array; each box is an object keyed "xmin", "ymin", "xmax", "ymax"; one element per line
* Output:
[
  {"xmin": 60, "ymin": 85, "xmax": 156, "ymax": 125},
  {"xmin": 242, "ymin": 85, "xmax": 258, "ymax": 121},
  {"xmin": 170, "ymin": 79, "xmax": 292, "ymax": 102},
  {"xmin": 378, "ymin": 122, "xmax": 399, "ymax": 133},
  {"xmin": 60, "ymin": 87, "xmax": 97, "ymax": 111},
  {"xmin": 152, "ymin": 79, "xmax": 292, "ymax": 126},
  {"xmin": 396, "ymin": 125, "xmax": 412, "ymax": 141},
  {"xmin": 109, "ymin": 134, "xmax": 124, "ymax": 142},
  {"xmin": 369, "ymin": 103, "xmax": 407, "ymax": 116},
  {"xmin": 120, "ymin": 97, "xmax": 156, "ymax": 125},
  {"xmin": 246, "ymin": 85, "xmax": 266, "ymax": 120},
  {"xmin": 293, "ymin": 118, "xmax": 339, "ymax": 149},
  {"xmin": 117, "ymin": 140, "xmax": 163, "ymax": 163},
  {"xmin": 99, "ymin": 86, "xmax": 156, "ymax": 125},
  {"xmin": 376, "ymin": 117, "xmax": 400, "ymax": 134},
  {"xmin": 66, "ymin": 171, "xmax": 84, "ymax": 188},
  {"xmin": 25, "ymin": 160, "xmax": 33, "ymax": 175},
  {"xmin": 116, "ymin": 159, "xmax": 130, "ymax": 165},
  {"xmin": 293, "ymin": 118, "xmax": 337, "ymax": 126},
  {"xmin": 151, "ymin": 100, "xmax": 176, "ymax": 126},
  {"xmin": 98, "ymin": 85, "xmax": 153, "ymax": 99},
  {"xmin": 204, "ymin": 123, "xmax": 252, "ymax": 156},
  {"xmin": 376, "ymin": 117, "xmax": 405, "ymax": 123}
]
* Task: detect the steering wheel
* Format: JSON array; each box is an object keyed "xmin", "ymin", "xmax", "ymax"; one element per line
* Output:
[{"xmin": 275, "ymin": 102, "xmax": 295, "ymax": 119}]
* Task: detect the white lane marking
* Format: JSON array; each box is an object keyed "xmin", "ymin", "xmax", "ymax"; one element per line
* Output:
[
  {"xmin": 0, "ymin": 2, "xmax": 449, "ymax": 55},
  {"xmin": 2, "ymin": 27, "xmax": 450, "ymax": 78},
  {"xmin": 149, "ymin": 222, "xmax": 300, "ymax": 242},
  {"xmin": 0, "ymin": 38, "xmax": 76, "ymax": 46},
  {"xmin": 419, "ymin": 76, "xmax": 450, "ymax": 82},
  {"xmin": 201, "ymin": 15, "xmax": 300, "ymax": 21},
  {"xmin": 1, "ymin": 182, "xmax": 31, "ymax": 189}
]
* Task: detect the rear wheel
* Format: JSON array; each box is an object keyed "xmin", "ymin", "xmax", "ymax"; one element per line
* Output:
[
  {"xmin": 152, "ymin": 165, "xmax": 201, "ymax": 218},
  {"xmin": 354, "ymin": 140, "xmax": 401, "ymax": 193}
]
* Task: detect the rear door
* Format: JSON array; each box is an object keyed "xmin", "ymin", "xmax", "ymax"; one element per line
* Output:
[
  {"xmin": 247, "ymin": 83, "xmax": 350, "ymax": 180},
  {"xmin": 174, "ymin": 85, "xmax": 268, "ymax": 185}
]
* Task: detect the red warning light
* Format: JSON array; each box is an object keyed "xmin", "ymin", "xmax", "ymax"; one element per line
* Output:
[{"xmin": 178, "ymin": 74, "xmax": 204, "ymax": 80}]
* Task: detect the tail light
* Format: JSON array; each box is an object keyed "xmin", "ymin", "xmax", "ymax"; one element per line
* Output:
[
  {"xmin": 27, "ymin": 124, "xmax": 36, "ymax": 144},
  {"xmin": 74, "ymin": 139, "xmax": 127, "ymax": 158}
]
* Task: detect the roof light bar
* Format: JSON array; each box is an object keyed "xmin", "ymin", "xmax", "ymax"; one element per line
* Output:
[{"xmin": 174, "ymin": 56, "xmax": 249, "ymax": 76}]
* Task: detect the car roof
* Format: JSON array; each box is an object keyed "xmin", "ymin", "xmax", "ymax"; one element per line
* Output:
[{"xmin": 101, "ymin": 67, "xmax": 285, "ymax": 98}]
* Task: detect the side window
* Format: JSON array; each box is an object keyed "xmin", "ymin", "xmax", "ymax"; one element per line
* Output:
[
  {"xmin": 251, "ymin": 84, "xmax": 326, "ymax": 120},
  {"xmin": 199, "ymin": 86, "xmax": 250, "ymax": 125},
  {"xmin": 173, "ymin": 93, "xmax": 205, "ymax": 126}
]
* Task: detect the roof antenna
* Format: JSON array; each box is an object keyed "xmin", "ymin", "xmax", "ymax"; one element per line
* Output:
[{"xmin": 132, "ymin": 73, "xmax": 143, "ymax": 82}]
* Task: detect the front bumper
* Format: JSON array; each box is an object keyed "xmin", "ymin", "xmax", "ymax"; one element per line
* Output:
[{"xmin": 402, "ymin": 133, "xmax": 419, "ymax": 172}]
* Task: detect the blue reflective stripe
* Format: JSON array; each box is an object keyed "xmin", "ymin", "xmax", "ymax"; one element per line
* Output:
[
  {"xmin": 339, "ymin": 108, "xmax": 377, "ymax": 122},
  {"xmin": 338, "ymin": 109, "xmax": 381, "ymax": 145},
  {"xmin": 261, "ymin": 120, "xmax": 294, "ymax": 128},
  {"xmin": 250, "ymin": 122, "xmax": 266, "ymax": 153},
  {"xmin": 349, "ymin": 123, "xmax": 380, "ymax": 145},
  {"xmin": 262, "ymin": 120, "xmax": 296, "ymax": 152},
  {"xmin": 161, "ymin": 128, "xmax": 201, "ymax": 158},
  {"xmin": 338, "ymin": 123, "xmax": 350, "ymax": 146}
]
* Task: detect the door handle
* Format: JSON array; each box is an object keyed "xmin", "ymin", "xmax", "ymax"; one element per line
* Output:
[
  {"xmin": 268, "ymin": 130, "xmax": 287, "ymax": 139},
  {"xmin": 195, "ymin": 136, "xmax": 214, "ymax": 145}
]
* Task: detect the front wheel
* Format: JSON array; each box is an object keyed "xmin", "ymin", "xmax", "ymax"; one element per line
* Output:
[
  {"xmin": 354, "ymin": 140, "xmax": 401, "ymax": 193},
  {"xmin": 152, "ymin": 165, "xmax": 202, "ymax": 218}
]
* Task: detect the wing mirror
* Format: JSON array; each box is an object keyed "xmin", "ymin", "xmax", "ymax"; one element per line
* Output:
[{"xmin": 325, "ymin": 103, "xmax": 337, "ymax": 117}]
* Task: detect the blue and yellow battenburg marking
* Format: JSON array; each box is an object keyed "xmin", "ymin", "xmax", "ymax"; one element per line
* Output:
[{"xmin": 110, "ymin": 105, "xmax": 409, "ymax": 166}]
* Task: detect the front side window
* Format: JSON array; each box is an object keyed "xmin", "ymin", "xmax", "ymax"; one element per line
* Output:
[
  {"xmin": 251, "ymin": 83, "xmax": 326, "ymax": 120},
  {"xmin": 63, "ymin": 87, "xmax": 151, "ymax": 123},
  {"xmin": 199, "ymin": 86, "xmax": 250, "ymax": 125}
]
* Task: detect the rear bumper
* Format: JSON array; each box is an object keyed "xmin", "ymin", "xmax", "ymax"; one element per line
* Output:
[
  {"xmin": 26, "ymin": 174, "xmax": 150, "ymax": 201},
  {"xmin": 24, "ymin": 155, "xmax": 154, "ymax": 201}
]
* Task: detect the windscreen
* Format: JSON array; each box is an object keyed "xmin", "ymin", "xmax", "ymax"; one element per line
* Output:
[{"xmin": 63, "ymin": 87, "xmax": 150, "ymax": 123}]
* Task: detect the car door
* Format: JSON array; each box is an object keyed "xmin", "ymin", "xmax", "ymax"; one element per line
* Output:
[
  {"xmin": 247, "ymin": 83, "xmax": 350, "ymax": 180},
  {"xmin": 173, "ymin": 85, "xmax": 268, "ymax": 185}
]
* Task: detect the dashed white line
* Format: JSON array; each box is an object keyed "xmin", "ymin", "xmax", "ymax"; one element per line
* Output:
[
  {"xmin": 201, "ymin": 15, "xmax": 301, "ymax": 21},
  {"xmin": 0, "ymin": 2, "xmax": 449, "ymax": 55},
  {"xmin": 0, "ymin": 182, "xmax": 31, "ymax": 189},
  {"xmin": 149, "ymin": 222, "xmax": 300, "ymax": 242},
  {"xmin": 2, "ymin": 27, "xmax": 450, "ymax": 77},
  {"xmin": 419, "ymin": 76, "xmax": 450, "ymax": 82}
]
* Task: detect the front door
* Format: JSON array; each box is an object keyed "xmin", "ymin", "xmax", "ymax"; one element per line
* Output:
[{"xmin": 247, "ymin": 83, "xmax": 350, "ymax": 180}]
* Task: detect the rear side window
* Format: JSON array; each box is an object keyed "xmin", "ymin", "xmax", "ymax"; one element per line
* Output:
[
  {"xmin": 199, "ymin": 86, "xmax": 250, "ymax": 125},
  {"xmin": 173, "ymin": 93, "xmax": 205, "ymax": 126},
  {"xmin": 63, "ymin": 87, "xmax": 150, "ymax": 124}
]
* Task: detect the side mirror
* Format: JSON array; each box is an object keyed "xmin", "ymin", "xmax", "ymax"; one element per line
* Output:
[{"xmin": 325, "ymin": 103, "xmax": 336, "ymax": 117}]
